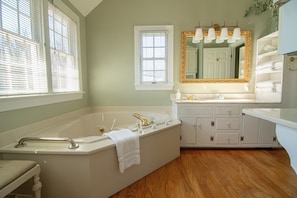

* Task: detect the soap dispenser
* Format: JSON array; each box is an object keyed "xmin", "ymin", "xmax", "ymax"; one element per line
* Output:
[{"xmin": 176, "ymin": 89, "xmax": 181, "ymax": 100}]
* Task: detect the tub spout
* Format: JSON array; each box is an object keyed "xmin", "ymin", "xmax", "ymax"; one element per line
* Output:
[{"xmin": 133, "ymin": 113, "xmax": 153, "ymax": 126}]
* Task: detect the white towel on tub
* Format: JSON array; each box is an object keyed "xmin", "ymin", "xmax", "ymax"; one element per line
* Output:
[{"xmin": 104, "ymin": 129, "xmax": 140, "ymax": 173}]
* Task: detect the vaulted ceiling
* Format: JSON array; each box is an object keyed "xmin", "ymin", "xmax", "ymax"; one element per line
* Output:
[{"xmin": 69, "ymin": 0, "xmax": 103, "ymax": 16}]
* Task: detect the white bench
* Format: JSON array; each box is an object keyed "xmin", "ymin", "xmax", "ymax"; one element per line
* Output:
[{"xmin": 0, "ymin": 160, "xmax": 42, "ymax": 198}]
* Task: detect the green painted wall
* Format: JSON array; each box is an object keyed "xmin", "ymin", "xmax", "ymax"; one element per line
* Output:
[{"xmin": 86, "ymin": 0, "xmax": 271, "ymax": 106}]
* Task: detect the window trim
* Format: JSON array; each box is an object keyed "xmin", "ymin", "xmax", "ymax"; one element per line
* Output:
[
  {"xmin": 134, "ymin": 25, "xmax": 174, "ymax": 90},
  {"xmin": 0, "ymin": 0, "xmax": 83, "ymax": 112}
]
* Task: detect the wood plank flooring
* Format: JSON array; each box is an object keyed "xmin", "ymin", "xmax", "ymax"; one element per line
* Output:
[{"xmin": 110, "ymin": 148, "xmax": 297, "ymax": 198}]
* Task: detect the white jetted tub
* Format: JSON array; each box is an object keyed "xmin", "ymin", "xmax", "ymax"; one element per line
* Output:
[{"xmin": 0, "ymin": 110, "xmax": 181, "ymax": 198}]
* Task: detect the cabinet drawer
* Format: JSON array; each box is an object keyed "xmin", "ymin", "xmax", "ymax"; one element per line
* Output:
[
  {"xmin": 216, "ymin": 133, "xmax": 239, "ymax": 144},
  {"xmin": 216, "ymin": 106, "xmax": 241, "ymax": 116},
  {"xmin": 179, "ymin": 107, "xmax": 213, "ymax": 116},
  {"xmin": 216, "ymin": 118, "xmax": 240, "ymax": 130}
]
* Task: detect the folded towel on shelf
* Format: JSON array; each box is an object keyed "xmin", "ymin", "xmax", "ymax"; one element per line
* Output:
[
  {"xmin": 256, "ymin": 80, "xmax": 275, "ymax": 88},
  {"xmin": 104, "ymin": 129, "xmax": 140, "ymax": 173},
  {"xmin": 256, "ymin": 87, "xmax": 275, "ymax": 92},
  {"xmin": 273, "ymin": 62, "xmax": 283, "ymax": 70}
]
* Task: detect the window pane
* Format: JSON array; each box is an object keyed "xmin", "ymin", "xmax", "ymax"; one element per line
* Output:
[
  {"xmin": 154, "ymin": 47, "xmax": 165, "ymax": 58},
  {"xmin": 0, "ymin": 0, "xmax": 47, "ymax": 96},
  {"xmin": 48, "ymin": 3, "xmax": 79, "ymax": 92},
  {"xmin": 20, "ymin": 14, "xmax": 32, "ymax": 39},
  {"xmin": 142, "ymin": 60, "xmax": 154, "ymax": 70},
  {"xmin": 154, "ymin": 34, "xmax": 166, "ymax": 47},
  {"xmin": 19, "ymin": 0, "xmax": 31, "ymax": 16},
  {"xmin": 155, "ymin": 60, "xmax": 166, "ymax": 70},
  {"xmin": 2, "ymin": 5, "xmax": 18, "ymax": 34},
  {"xmin": 142, "ymin": 35, "xmax": 154, "ymax": 47},
  {"xmin": 142, "ymin": 47, "xmax": 153, "ymax": 58},
  {"xmin": 155, "ymin": 71, "xmax": 166, "ymax": 82},
  {"xmin": 142, "ymin": 71, "xmax": 154, "ymax": 82}
]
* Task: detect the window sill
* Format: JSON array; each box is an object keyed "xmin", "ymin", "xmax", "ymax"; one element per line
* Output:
[
  {"xmin": 135, "ymin": 84, "xmax": 174, "ymax": 90},
  {"xmin": 0, "ymin": 92, "xmax": 84, "ymax": 112}
]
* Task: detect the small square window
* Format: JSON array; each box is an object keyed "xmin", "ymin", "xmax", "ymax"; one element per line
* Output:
[{"xmin": 134, "ymin": 25, "xmax": 174, "ymax": 90}]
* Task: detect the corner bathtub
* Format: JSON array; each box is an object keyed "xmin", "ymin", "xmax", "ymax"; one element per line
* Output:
[{"xmin": 0, "ymin": 111, "xmax": 181, "ymax": 198}]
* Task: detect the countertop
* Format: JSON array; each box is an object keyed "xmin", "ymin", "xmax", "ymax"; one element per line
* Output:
[
  {"xmin": 242, "ymin": 108, "xmax": 297, "ymax": 129},
  {"xmin": 175, "ymin": 99, "xmax": 280, "ymax": 104}
]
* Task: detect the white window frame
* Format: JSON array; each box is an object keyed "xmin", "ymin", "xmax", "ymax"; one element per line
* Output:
[
  {"xmin": 0, "ymin": 0, "xmax": 83, "ymax": 112},
  {"xmin": 134, "ymin": 25, "xmax": 174, "ymax": 90}
]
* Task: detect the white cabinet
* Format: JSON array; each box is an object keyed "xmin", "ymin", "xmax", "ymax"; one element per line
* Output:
[
  {"xmin": 180, "ymin": 117, "xmax": 196, "ymax": 145},
  {"xmin": 255, "ymin": 31, "xmax": 284, "ymax": 102},
  {"xmin": 178, "ymin": 104, "xmax": 242, "ymax": 147},
  {"xmin": 177, "ymin": 103, "xmax": 278, "ymax": 148},
  {"xmin": 214, "ymin": 106, "xmax": 241, "ymax": 146},
  {"xmin": 278, "ymin": 0, "xmax": 297, "ymax": 55},
  {"xmin": 196, "ymin": 117, "xmax": 214, "ymax": 146},
  {"xmin": 178, "ymin": 105, "xmax": 214, "ymax": 147},
  {"xmin": 241, "ymin": 114, "xmax": 278, "ymax": 147}
]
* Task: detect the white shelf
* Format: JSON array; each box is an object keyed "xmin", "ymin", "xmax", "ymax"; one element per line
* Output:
[{"xmin": 255, "ymin": 31, "xmax": 284, "ymax": 102}]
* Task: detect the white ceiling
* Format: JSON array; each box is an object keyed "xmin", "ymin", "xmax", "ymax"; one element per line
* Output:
[{"xmin": 69, "ymin": 0, "xmax": 103, "ymax": 16}]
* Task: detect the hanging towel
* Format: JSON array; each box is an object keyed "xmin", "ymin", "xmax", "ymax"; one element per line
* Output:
[{"xmin": 104, "ymin": 129, "xmax": 140, "ymax": 173}]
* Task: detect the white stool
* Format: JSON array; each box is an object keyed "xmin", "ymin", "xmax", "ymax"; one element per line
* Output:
[{"xmin": 0, "ymin": 160, "xmax": 42, "ymax": 198}]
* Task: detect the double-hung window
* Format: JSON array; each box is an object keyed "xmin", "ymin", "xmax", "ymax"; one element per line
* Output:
[
  {"xmin": 134, "ymin": 25, "xmax": 174, "ymax": 90},
  {"xmin": 0, "ymin": 0, "xmax": 82, "ymax": 112}
]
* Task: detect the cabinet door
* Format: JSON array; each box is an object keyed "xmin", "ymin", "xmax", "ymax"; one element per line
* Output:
[
  {"xmin": 180, "ymin": 117, "xmax": 196, "ymax": 145},
  {"xmin": 196, "ymin": 117, "xmax": 214, "ymax": 146},
  {"xmin": 242, "ymin": 114, "xmax": 259, "ymax": 144},
  {"xmin": 258, "ymin": 119, "xmax": 276, "ymax": 144}
]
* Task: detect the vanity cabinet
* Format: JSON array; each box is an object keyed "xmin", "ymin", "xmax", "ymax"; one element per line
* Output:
[
  {"xmin": 179, "ymin": 106, "xmax": 214, "ymax": 147},
  {"xmin": 177, "ymin": 103, "xmax": 278, "ymax": 148},
  {"xmin": 255, "ymin": 31, "xmax": 284, "ymax": 102},
  {"xmin": 178, "ymin": 104, "xmax": 242, "ymax": 147},
  {"xmin": 242, "ymin": 114, "xmax": 278, "ymax": 147},
  {"xmin": 214, "ymin": 106, "xmax": 241, "ymax": 146}
]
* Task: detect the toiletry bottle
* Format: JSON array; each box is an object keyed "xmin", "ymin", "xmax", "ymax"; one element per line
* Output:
[{"xmin": 176, "ymin": 89, "xmax": 181, "ymax": 100}]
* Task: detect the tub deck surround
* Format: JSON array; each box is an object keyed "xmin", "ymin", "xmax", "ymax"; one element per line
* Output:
[
  {"xmin": 242, "ymin": 108, "xmax": 297, "ymax": 173},
  {"xmin": 0, "ymin": 109, "xmax": 181, "ymax": 198}
]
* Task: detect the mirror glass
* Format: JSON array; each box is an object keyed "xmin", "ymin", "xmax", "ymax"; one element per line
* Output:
[{"xmin": 181, "ymin": 30, "xmax": 252, "ymax": 83}]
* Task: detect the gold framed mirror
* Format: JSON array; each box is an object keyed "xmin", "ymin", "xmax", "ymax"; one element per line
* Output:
[{"xmin": 180, "ymin": 30, "xmax": 252, "ymax": 83}]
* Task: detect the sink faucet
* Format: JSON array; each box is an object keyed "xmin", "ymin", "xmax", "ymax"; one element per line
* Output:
[
  {"xmin": 214, "ymin": 92, "xmax": 224, "ymax": 100},
  {"xmin": 133, "ymin": 113, "xmax": 153, "ymax": 126}
]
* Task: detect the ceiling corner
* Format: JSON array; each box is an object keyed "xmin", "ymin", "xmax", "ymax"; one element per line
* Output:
[{"xmin": 69, "ymin": 0, "xmax": 103, "ymax": 17}]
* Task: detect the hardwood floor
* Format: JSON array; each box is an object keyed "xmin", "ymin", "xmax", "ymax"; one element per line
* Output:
[{"xmin": 110, "ymin": 148, "xmax": 297, "ymax": 198}]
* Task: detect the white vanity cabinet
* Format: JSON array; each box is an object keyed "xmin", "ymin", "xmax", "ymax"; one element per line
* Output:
[
  {"xmin": 178, "ymin": 105, "xmax": 214, "ymax": 147},
  {"xmin": 241, "ymin": 114, "xmax": 278, "ymax": 147},
  {"xmin": 214, "ymin": 106, "xmax": 242, "ymax": 146},
  {"xmin": 177, "ymin": 103, "xmax": 278, "ymax": 148},
  {"xmin": 178, "ymin": 104, "xmax": 242, "ymax": 147}
]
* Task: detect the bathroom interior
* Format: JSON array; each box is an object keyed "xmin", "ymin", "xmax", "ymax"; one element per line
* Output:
[{"xmin": 1, "ymin": 0, "xmax": 297, "ymax": 197}]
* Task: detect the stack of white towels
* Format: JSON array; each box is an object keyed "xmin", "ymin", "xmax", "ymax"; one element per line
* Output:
[
  {"xmin": 104, "ymin": 129, "xmax": 140, "ymax": 173},
  {"xmin": 256, "ymin": 80, "xmax": 281, "ymax": 93},
  {"xmin": 256, "ymin": 61, "xmax": 283, "ymax": 73}
]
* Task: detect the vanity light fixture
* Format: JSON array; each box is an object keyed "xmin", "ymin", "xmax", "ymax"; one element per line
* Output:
[{"xmin": 193, "ymin": 22, "xmax": 241, "ymax": 44}]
